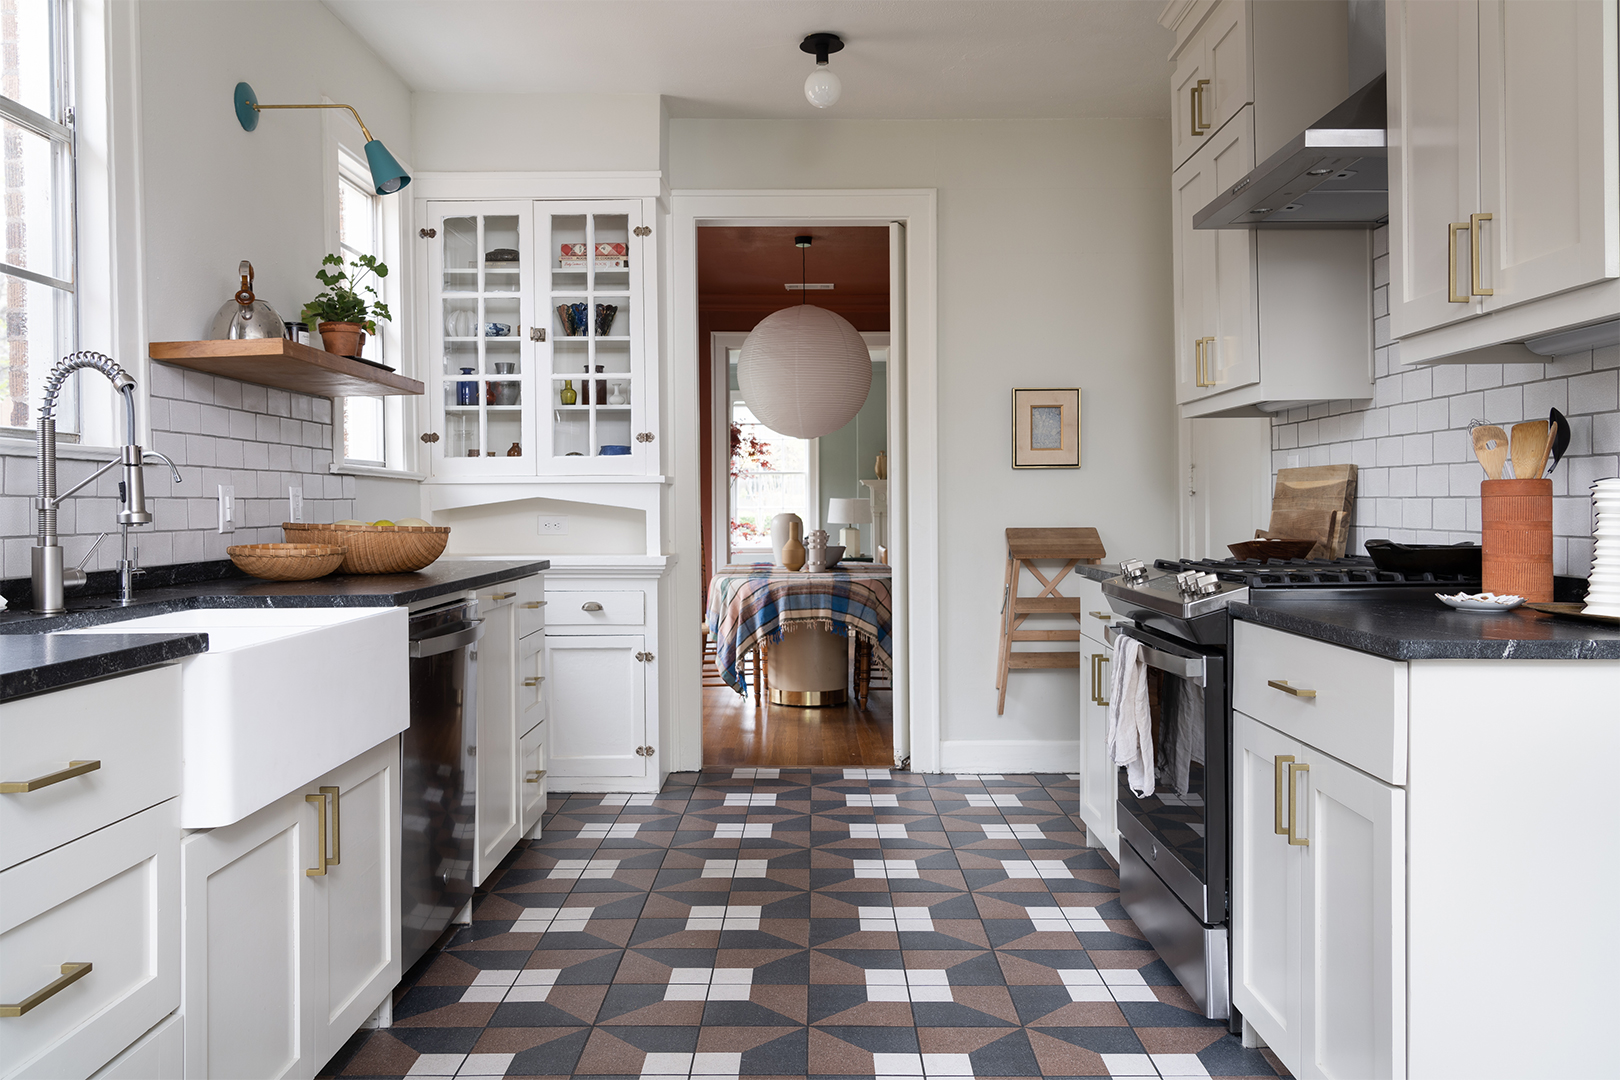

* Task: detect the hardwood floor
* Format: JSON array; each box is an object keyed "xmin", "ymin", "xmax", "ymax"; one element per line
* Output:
[{"xmin": 701, "ymin": 685, "xmax": 893, "ymax": 767}]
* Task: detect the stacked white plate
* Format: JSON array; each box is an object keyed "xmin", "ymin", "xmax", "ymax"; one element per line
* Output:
[{"xmin": 1586, "ymin": 477, "xmax": 1620, "ymax": 618}]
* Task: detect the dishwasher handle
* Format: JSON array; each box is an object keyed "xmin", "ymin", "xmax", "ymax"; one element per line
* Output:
[{"xmin": 409, "ymin": 619, "xmax": 485, "ymax": 659}]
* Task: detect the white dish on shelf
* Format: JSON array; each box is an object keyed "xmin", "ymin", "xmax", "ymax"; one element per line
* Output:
[{"xmin": 1436, "ymin": 592, "xmax": 1525, "ymax": 612}]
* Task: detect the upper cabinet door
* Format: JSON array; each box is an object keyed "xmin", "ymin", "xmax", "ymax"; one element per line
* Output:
[
  {"xmin": 1476, "ymin": 0, "xmax": 1620, "ymax": 310},
  {"xmin": 1170, "ymin": 0, "xmax": 1254, "ymax": 171},
  {"xmin": 1207, "ymin": 113, "xmax": 1261, "ymax": 397},
  {"xmin": 1173, "ymin": 151, "xmax": 1217, "ymax": 403},
  {"xmin": 1388, "ymin": 0, "xmax": 1486, "ymax": 339}
]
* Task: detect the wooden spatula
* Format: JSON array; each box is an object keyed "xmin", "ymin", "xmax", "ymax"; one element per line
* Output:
[
  {"xmin": 1472, "ymin": 424, "xmax": 1509, "ymax": 480},
  {"xmin": 1510, "ymin": 420, "xmax": 1550, "ymax": 481}
]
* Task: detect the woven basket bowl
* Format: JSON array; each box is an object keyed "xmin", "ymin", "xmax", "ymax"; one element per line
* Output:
[
  {"xmin": 227, "ymin": 543, "xmax": 346, "ymax": 582},
  {"xmin": 282, "ymin": 522, "xmax": 450, "ymax": 575}
]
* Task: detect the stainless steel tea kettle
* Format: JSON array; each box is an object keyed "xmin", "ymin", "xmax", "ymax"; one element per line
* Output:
[{"xmin": 208, "ymin": 260, "xmax": 286, "ymax": 340}]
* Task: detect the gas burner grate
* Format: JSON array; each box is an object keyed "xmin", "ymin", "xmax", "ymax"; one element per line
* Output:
[{"xmin": 1153, "ymin": 556, "xmax": 1482, "ymax": 589}]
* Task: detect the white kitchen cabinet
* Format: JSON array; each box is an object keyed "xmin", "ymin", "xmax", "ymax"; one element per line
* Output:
[
  {"xmin": 544, "ymin": 634, "xmax": 648, "ymax": 780},
  {"xmin": 416, "ymin": 187, "xmax": 661, "ymax": 477},
  {"xmin": 1232, "ymin": 712, "xmax": 1405, "ymax": 1080},
  {"xmin": 88, "ymin": 1013, "xmax": 182, "ymax": 1080},
  {"xmin": 1169, "ymin": 0, "xmax": 1251, "ymax": 169},
  {"xmin": 1388, "ymin": 0, "xmax": 1619, "ymax": 361},
  {"xmin": 181, "ymin": 737, "xmax": 400, "ymax": 1080},
  {"xmin": 1077, "ymin": 635, "xmax": 1117, "ymax": 860},
  {"xmin": 474, "ymin": 588, "xmax": 522, "ymax": 884},
  {"xmin": 519, "ymin": 722, "xmax": 548, "ymax": 839}
]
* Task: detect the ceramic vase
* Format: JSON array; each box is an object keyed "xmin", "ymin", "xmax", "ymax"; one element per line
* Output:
[
  {"xmin": 781, "ymin": 521, "xmax": 806, "ymax": 572},
  {"xmin": 804, "ymin": 529, "xmax": 829, "ymax": 573},
  {"xmin": 771, "ymin": 513, "xmax": 803, "ymax": 567}
]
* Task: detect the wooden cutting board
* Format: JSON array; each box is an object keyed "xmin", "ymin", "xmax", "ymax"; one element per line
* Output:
[
  {"xmin": 1259, "ymin": 508, "xmax": 1347, "ymax": 560},
  {"xmin": 1268, "ymin": 465, "xmax": 1357, "ymax": 558}
]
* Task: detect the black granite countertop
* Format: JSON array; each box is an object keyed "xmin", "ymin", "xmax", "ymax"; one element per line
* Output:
[
  {"xmin": 1076, "ymin": 563, "xmax": 1123, "ymax": 583},
  {"xmin": 0, "ymin": 559, "xmax": 548, "ymax": 701},
  {"xmin": 1234, "ymin": 591, "xmax": 1620, "ymax": 660}
]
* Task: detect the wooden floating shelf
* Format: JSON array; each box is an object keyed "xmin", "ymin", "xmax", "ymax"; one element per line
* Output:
[{"xmin": 150, "ymin": 339, "xmax": 424, "ymax": 399}]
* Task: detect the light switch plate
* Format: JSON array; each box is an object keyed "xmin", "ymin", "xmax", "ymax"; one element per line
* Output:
[
  {"xmin": 537, "ymin": 515, "xmax": 569, "ymax": 535},
  {"xmin": 217, "ymin": 485, "xmax": 236, "ymax": 533},
  {"xmin": 288, "ymin": 485, "xmax": 304, "ymax": 523}
]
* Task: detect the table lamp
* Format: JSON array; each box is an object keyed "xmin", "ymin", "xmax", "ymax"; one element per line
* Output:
[{"xmin": 826, "ymin": 497, "xmax": 874, "ymax": 558}]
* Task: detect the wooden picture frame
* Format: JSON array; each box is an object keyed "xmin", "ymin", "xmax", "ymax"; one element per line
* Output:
[{"xmin": 1011, "ymin": 388, "xmax": 1081, "ymax": 468}]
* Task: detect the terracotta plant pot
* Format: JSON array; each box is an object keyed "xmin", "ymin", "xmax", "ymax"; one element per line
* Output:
[{"xmin": 317, "ymin": 321, "xmax": 367, "ymax": 358}]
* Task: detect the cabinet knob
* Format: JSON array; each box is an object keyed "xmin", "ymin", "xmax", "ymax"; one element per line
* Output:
[
  {"xmin": 420, "ymin": 432, "xmax": 440, "ymax": 444},
  {"xmin": 633, "ymin": 225, "xmax": 651, "ymax": 237},
  {"xmin": 530, "ymin": 326, "xmax": 546, "ymax": 342},
  {"xmin": 635, "ymin": 651, "xmax": 655, "ymax": 662},
  {"xmin": 635, "ymin": 431, "xmax": 654, "ymax": 443},
  {"xmin": 582, "ymin": 601, "xmax": 603, "ymax": 612},
  {"xmin": 634, "ymin": 745, "xmax": 655, "ymax": 756},
  {"xmin": 419, "ymin": 227, "xmax": 437, "ymax": 239}
]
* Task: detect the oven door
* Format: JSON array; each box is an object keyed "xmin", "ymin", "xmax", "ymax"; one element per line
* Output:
[{"xmin": 1106, "ymin": 622, "xmax": 1227, "ymax": 925}]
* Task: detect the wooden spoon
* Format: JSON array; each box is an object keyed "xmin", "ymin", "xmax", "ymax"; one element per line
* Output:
[
  {"xmin": 1531, "ymin": 420, "xmax": 1557, "ymax": 480},
  {"xmin": 1510, "ymin": 420, "xmax": 1550, "ymax": 481},
  {"xmin": 1472, "ymin": 424, "xmax": 1509, "ymax": 480}
]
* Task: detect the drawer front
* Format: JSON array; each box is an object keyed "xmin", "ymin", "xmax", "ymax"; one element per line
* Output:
[
  {"xmin": 546, "ymin": 590, "xmax": 645, "ymax": 627},
  {"xmin": 89, "ymin": 1011, "xmax": 181, "ymax": 1079},
  {"xmin": 0, "ymin": 800, "xmax": 179, "ymax": 1080},
  {"xmin": 520, "ymin": 633, "xmax": 546, "ymax": 729},
  {"xmin": 1233, "ymin": 621, "xmax": 1408, "ymax": 785},
  {"xmin": 1076, "ymin": 577, "xmax": 1115, "ymax": 646},
  {"xmin": 0, "ymin": 665, "xmax": 182, "ymax": 871},
  {"xmin": 520, "ymin": 725, "xmax": 546, "ymax": 837},
  {"xmin": 516, "ymin": 574, "xmax": 547, "ymax": 641}
]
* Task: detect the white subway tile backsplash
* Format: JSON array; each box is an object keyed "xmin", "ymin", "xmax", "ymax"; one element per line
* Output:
[{"xmin": 1270, "ymin": 225, "xmax": 1617, "ymax": 575}]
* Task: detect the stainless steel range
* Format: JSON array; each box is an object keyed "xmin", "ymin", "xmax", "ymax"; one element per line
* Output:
[{"xmin": 1099, "ymin": 555, "xmax": 1482, "ymax": 1029}]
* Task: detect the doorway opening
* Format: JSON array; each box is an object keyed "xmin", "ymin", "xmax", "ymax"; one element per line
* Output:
[{"xmin": 697, "ymin": 226, "xmax": 893, "ymax": 767}]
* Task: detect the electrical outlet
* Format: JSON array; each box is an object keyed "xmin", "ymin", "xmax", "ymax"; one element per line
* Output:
[
  {"xmin": 288, "ymin": 485, "xmax": 305, "ymax": 524},
  {"xmin": 217, "ymin": 485, "xmax": 236, "ymax": 533},
  {"xmin": 537, "ymin": 515, "xmax": 569, "ymax": 535}
]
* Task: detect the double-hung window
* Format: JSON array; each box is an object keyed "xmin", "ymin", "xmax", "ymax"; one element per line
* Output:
[
  {"xmin": 1, "ymin": 0, "xmax": 77, "ymax": 436},
  {"xmin": 337, "ymin": 150, "xmax": 388, "ymax": 465}
]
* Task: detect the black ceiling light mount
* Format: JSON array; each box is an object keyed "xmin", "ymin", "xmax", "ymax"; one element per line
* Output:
[{"xmin": 800, "ymin": 33, "xmax": 845, "ymax": 109}]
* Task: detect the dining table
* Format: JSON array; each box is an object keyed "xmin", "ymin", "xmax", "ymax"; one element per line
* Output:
[{"xmin": 705, "ymin": 562, "xmax": 893, "ymax": 707}]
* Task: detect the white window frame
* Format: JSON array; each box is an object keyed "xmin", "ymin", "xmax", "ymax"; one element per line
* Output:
[{"xmin": 323, "ymin": 107, "xmax": 416, "ymax": 478}]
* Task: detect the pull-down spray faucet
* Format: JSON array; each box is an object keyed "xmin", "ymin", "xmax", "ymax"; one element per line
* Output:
[{"xmin": 31, "ymin": 352, "xmax": 183, "ymax": 614}]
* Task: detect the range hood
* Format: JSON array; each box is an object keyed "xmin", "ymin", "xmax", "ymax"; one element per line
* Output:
[{"xmin": 1194, "ymin": 75, "xmax": 1387, "ymax": 230}]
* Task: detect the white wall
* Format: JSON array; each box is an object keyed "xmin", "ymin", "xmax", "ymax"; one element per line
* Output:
[
  {"xmin": 669, "ymin": 118, "xmax": 1177, "ymax": 764},
  {"xmin": 412, "ymin": 93, "xmax": 662, "ymax": 172}
]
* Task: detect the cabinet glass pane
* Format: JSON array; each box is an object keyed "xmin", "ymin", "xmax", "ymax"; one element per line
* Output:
[
  {"xmin": 482, "ymin": 215, "xmax": 521, "ymax": 293},
  {"xmin": 443, "ymin": 218, "xmax": 477, "ymax": 292},
  {"xmin": 447, "ymin": 410, "xmax": 481, "ymax": 459}
]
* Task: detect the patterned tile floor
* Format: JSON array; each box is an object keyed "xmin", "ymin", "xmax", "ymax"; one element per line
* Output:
[{"xmin": 321, "ymin": 770, "xmax": 1291, "ymax": 1080}]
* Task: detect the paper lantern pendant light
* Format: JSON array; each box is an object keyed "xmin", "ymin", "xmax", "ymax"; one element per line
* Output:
[{"xmin": 738, "ymin": 304, "xmax": 872, "ymax": 438}]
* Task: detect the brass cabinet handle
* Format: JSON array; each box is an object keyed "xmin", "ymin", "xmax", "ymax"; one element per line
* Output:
[
  {"xmin": 321, "ymin": 786, "xmax": 341, "ymax": 866},
  {"xmin": 1194, "ymin": 78, "xmax": 1211, "ymax": 133},
  {"xmin": 1, "ymin": 759, "xmax": 100, "ymax": 793},
  {"xmin": 1202, "ymin": 337, "xmax": 1216, "ymax": 386},
  {"xmin": 525, "ymin": 769, "xmax": 547, "ymax": 784},
  {"xmin": 524, "ymin": 676, "xmax": 544, "ymax": 687},
  {"xmin": 305, "ymin": 792, "xmax": 329, "ymax": 877},
  {"xmin": 582, "ymin": 601, "xmax": 603, "ymax": 612},
  {"xmin": 1267, "ymin": 679, "xmax": 1316, "ymax": 699},
  {"xmin": 1470, "ymin": 212, "xmax": 1494, "ymax": 296},
  {"xmin": 1287, "ymin": 762, "xmax": 1310, "ymax": 846},
  {"xmin": 1448, "ymin": 222, "xmax": 1472, "ymax": 302},
  {"xmin": 0, "ymin": 962, "xmax": 92, "ymax": 1017},
  {"xmin": 1193, "ymin": 337, "xmax": 1204, "ymax": 387},
  {"xmin": 1095, "ymin": 654, "xmax": 1110, "ymax": 707},
  {"xmin": 1089, "ymin": 610, "xmax": 1112, "ymax": 621},
  {"xmin": 522, "ymin": 600, "xmax": 547, "ymax": 609},
  {"xmin": 489, "ymin": 591, "xmax": 517, "ymax": 602},
  {"xmin": 1274, "ymin": 755, "xmax": 1294, "ymax": 836}
]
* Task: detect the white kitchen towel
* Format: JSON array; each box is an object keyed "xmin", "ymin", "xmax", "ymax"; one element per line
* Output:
[
  {"xmin": 1168, "ymin": 680, "xmax": 1205, "ymax": 796},
  {"xmin": 1107, "ymin": 634, "xmax": 1154, "ymax": 799}
]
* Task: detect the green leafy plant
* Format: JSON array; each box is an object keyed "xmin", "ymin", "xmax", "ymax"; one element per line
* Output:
[{"xmin": 301, "ymin": 253, "xmax": 392, "ymax": 334}]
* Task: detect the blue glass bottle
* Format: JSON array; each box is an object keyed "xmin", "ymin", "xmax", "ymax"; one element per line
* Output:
[{"xmin": 456, "ymin": 368, "xmax": 477, "ymax": 405}]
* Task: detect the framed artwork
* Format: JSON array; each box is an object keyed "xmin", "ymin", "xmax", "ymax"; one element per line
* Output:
[{"xmin": 1011, "ymin": 388, "xmax": 1081, "ymax": 468}]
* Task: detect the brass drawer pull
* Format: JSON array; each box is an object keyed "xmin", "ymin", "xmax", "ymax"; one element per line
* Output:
[
  {"xmin": 582, "ymin": 601, "xmax": 603, "ymax": 612},
  {"xmin": 1448, "ymin": 221, "xmax": 1471, "ymax": 303},
  {"xmin": 1, "ymin": 759, "xmax": 101, "ymax": 793},
  {"xmin": 489, "ymin": 591, "xmax": 517, "ymax": 601},
  {"xmin": 1088, "ymin": 611, "xmax": 1112, "ymax": 621},
  {"xmin": 1287, "ymin": 762, "xmax": 1310, "ymax": 846},
  {"xmin": 1267, "ymin": 679, "xmax": 1315, "ymax": 699},
  {"xmin": 1274, "ymin": 755, "xmax": 1294, "ymax": 836},
  {"xmin": 525, "ymin": 769, "xmax": 547, "ymax": 784},
  {"xmin": 1091, "ymin": 653, "xmax": 1110, "ymax": 707},
  {"xmin": 522, "ymin": 600, "xmax": 547, "ymax": 609},
  {"xmin": 1, "ymin": 962, "xmax": 92, "ymax": 1017},
  {"xmin": 524, "ymin": 676, "xmax": 544, "ymax": 687},
  {"xmin": 321, "ymin": 786, "xmax": 341, "ymax": 866},
  {"xmin": 305, "ymin": 791, "xmax": 329, "ymax": 876},
  {"xmin": 1470, "ymin": 212, "xmax": 1494, "ymax": 296}
]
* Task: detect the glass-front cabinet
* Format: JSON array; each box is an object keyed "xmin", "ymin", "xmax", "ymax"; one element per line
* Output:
[{"xmin": 421, "ymin": 198, "xmax": 653, "ymax": 477}]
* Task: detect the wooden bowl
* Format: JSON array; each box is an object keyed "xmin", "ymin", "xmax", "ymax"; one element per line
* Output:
[
  {"xmin": 281, "ymin": 522, "xmax": 450, "ymax": 574},
  {"xmin": 1228, "ymin": 539, "xmax": 1318, "ymax": 562},
  {"xmin": 227, "ymin": 543, "xmax": 346, "ymax": 581}
]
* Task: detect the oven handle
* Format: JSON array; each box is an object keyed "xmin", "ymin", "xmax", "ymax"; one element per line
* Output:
[{"xmin": 1104, "ymin": 624, "xmax": 1207, "ymax": 686}]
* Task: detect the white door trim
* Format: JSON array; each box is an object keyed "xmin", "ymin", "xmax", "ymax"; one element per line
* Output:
[{"xmin": 667, "ymin": 189, "xmax": 940, "ymax": 774}]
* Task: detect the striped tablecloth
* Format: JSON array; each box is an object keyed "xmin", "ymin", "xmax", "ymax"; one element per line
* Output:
[{"xmin": 705, "ymin": 563, "xmax": 893, "ymax": 697}]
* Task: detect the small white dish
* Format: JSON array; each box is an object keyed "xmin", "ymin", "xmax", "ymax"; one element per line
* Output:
[{"xmin": 1436, "ymin": 592, "xmax": 1525, "ymax": 612}]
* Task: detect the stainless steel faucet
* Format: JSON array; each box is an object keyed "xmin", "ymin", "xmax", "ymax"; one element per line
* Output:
[{"xmin": 31, "ymin": 352, "xmax": 183, "ymax": 614}]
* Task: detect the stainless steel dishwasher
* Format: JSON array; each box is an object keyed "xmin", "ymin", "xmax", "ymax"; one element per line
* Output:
[{"xmin": 402, "ymin": 597, "xmax": 484, "ymax": 972}]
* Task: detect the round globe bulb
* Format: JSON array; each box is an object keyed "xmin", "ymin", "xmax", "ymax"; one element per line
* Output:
[{"xmin": 804, "ymin": 64, "xmax": 842, "ymax": 109}]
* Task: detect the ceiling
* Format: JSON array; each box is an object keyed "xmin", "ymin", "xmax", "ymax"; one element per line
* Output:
[
  {"xmin": 324, "ymin": 0, "xmax": 1173, "ymax": 120},
  {"xmin": 699, "ymin": 227, "xmax": 890, "ymax": 322}
]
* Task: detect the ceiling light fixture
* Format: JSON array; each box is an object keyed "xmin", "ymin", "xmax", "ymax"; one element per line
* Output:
[
  {"xmin": 800, "ymin": 33, "xmax": 845, "ymax": 109},
  {"xmin": 738, "ymin": 234, "xmax": 872, "ymax": 439},
  {"xmin": 233, "ymin": 82, "xmax": 410, "ymax": 195}
]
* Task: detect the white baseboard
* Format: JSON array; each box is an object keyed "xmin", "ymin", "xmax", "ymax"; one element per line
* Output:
[{"xmin": 938, "ymin": 740, "xmax": 1080, "ymax": 774}]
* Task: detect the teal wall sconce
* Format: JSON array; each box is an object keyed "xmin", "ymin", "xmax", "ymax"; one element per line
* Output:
[{"xmin": 233, "ymin": 82, "xmax": 410, "ymax": 195}]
